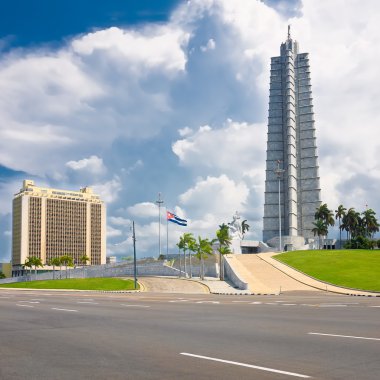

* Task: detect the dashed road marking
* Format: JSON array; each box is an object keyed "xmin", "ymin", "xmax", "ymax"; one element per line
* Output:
[
  {"xmin": 51, "ymin": 308, "xmax": 78, "ymax": 312},
  {"xmin": 17, "ymin": 304, "xmax": 34, "ymax": 308},
  {"xmin": 120, "ymin": 304, "xmax": 150, "ymax": 308},
  {"xmin": 196, "ymin": 301, "xmax": 220, "ymax": 304},
  {"xmin": 309, "ymin": 332, "xmax": 380, "ymax": 341},
  {"xmin": 18, "ymin": 301, "xmax": 40, "ymax": 304},
  {"xmin": 77, "ymin": 301, "xmax": 99, "ymax": 304},
  {"xmin": 180, "ymin": 353, "xmax": 311, "ymax": 378}
]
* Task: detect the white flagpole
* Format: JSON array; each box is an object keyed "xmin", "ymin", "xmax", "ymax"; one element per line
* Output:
[
  {"xmin": 156, "ymin": 193, "xmax": 164, "ymax": 258},
  {"xmin": 166, "ymin": 208, "xmax": 169, "ymax": 258}
]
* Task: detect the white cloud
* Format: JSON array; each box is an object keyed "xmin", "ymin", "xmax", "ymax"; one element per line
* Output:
[
  {"xmin": 109, "ymin": 216, "xmax": 131, "ymax": 227},
  {"xmin": 179, "ymin": 174, "xmax": 249, "ymax": 220},
  {"xmin": 72, "ymin": 26, "xmax": 189, "ymax": 72},
  {"xmin": 173, "ymin": 119, "xmax": 266, "ymax": 178},
  {"xmin": 66, "ymin": 155, "xmax": 106, "ymax": 175},
  {"xmin": 107, "ymin": 225, "xmax": 122, "ymax": 238},
  {"xmin": 127, "ymin": 202, "xmax": 158, "ymax": 218},
  {"xmin": 91, "ymin": 176, "xmax": 122, "ymax": 203}
]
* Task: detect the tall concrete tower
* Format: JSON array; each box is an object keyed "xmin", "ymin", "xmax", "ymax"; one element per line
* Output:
[{"xmin": 263, "ymin": 27, "xmax": 321, "ymax": 249}]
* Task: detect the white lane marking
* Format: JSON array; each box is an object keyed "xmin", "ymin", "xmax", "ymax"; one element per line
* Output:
[
  {"xmin": 169, "ymin": 299, "xmax": 190, "ymax": 303},
  {"xmin": 232, "ymin": 300, "xmax": 251, "ymax": 303},
  {"xmin": 309, "ymin": 332, "xmax": 380, "ymax": 341},
  {"xmin": 370, "ymin": 306, "xmax": 380, "ymax": 308},
  {"xmin": 180, "ymin": 353, "xmax": 311, "ymax": 378},
  {"xmin": 30, "ymin": 299, "xmax": 45, "ymax": 301},
  {"xmin": 319, "ymin": 304, "xmax": 347, "ymax": 307},
  {"xmin": 51, "ymin": 308, "xmax": 78, "ymax": 312},
  {"xmin": 17, "ymin": 304, "xmax": 34, "ymax": 308},
  {"xmin": 265, "ymin": 302, "xmax": 278, "ymax": 305},
  {"xmin": 196, "ymin": 301, "xmax": 220, "ymax": 304},
  {"xmin": 0, "ymin": 296, "xmax": 11, "ymax": 299},
  {"xmin": 282, "ymin": 304, "xmax": 297, "ymax": 306},
  {"xmin": 120, "ymin": 304, "xmax": 150, "ymax": 308},
  {"xmin": 275, "ymin": 301, "xmax": 286, "ymax": 303},
  {"xmin": 77, "ymin": 301, "xmax": 99, "ymax": 304},
  {"xmin": 251, "ymin": 302, "xmax": 262, "ymax": 304},
  {"xmin": 18, "ymin": 301, "xmax": 40, "ymax": 304}
]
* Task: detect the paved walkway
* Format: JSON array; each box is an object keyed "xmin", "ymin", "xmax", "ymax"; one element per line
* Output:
[
  {"xmin": 138, "ymin": 277, "xmax": 209, "ymax": 294},
  {"xmin": 227, "ymin": 254, "xmax": 318, "ymax": 294}
]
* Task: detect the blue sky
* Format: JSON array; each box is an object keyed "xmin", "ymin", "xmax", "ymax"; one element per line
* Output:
[{"xmin": 1, "ymin": 0, "xmax": 379, "ymax": 261}]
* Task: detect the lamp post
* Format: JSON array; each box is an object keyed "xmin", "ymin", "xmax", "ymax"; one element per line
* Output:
[
  {"xmin": 274, "ymin": 160, "xmax": 285, "ymax": 252},
  {"xmin": 155, "ymin": 193, "xmax": 164, "ymax": 258},
  {"xmin": 132, "ymin": 221, "xmax": 137, "ymax": 289}
]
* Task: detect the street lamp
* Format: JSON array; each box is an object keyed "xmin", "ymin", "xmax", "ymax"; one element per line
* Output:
[
  {"xmin": 132, "ymin": 221, "xmax": 137, "ymax": 290},
  {"xmin": 274, "ymin": 160, "xmax": 285, "ymax": 252},
  {"xmin": 155, "ymin": 192, "xmax": 164, "ymax": 258}
]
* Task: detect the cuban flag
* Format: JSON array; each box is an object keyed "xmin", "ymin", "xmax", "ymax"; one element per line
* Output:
[{"xmin": 167, "ymin": 211, "xmax": 187, "ymax": 226}]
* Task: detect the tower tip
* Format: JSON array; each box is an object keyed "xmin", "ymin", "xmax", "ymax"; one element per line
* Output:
[{"xmin": 287, "ymin": 24, "xmax": 291, "ymax": 39}]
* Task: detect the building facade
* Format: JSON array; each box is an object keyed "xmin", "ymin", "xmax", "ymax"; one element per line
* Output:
[
  {"xmin": 12, "ymin": 180, "xmax": 106, "ymax": 269},
  {"xmin": 263, "ymin": 29, "xmax": 321, "ymax": 247}
]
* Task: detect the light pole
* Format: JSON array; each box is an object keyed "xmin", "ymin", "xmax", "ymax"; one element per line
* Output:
[
  {"xmin": 274, "ymin": 160, "xmax": 285, "ymax": 252},
  {"xmin": 156, "ymin": 193, "xmax": 164, "ymax": 258},
  {"xmin": 132, "ymin": 221, "xmax": 137, "ymax": 289}
]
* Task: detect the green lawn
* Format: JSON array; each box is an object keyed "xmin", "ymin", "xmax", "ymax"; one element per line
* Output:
[
  {"xmin": 0, "ymin": 277, "xmax": 139, "ymax": 291},
  {"xmin": 274, "ymin": 250, "xmax": 380, "ymax": 291}
]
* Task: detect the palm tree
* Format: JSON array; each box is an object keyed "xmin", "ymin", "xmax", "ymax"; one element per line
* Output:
[
  {"xmin": 60, "ymin": 255, "xmax": 74, "ymax": 279},
  {"xmin": 311, "ymin": 219, "xmax": 328, "ymax": 249},
  {"xmin": 241, "ymin": 220, "xmax": 250, "ymax": 240},
  {"xmin": 29, "ymin": 256, "xmax": 43, "ymax": 280},
  {"xmin": 50, "ymin": 257, "xmax": 62, "ymax": 280},
  {"xmin": 344, "ymin": 208, "xmax": 359, "ymax": 240},
  {"xmin": 177, "ymin": 236, "xmax": 186, "ymax": 276},
  {"xmin": 216, "ymin": 224, "xmax": 232, "ymax": 280},
  {"xmin": 194, "ymin": 237, "xmax": 214, "ymax": 280},
  {"xmin": 23, "ymin": 257, "xmax": 33, "ymax": 280},
  {"xmin": 315, "ymin": 203, "xmax": 335, "ymax": 238},
  {"xmin": 79, "ymin": 254, "xmax": 90, "ymax": 278},
  {"xmin": 335, "ymin": 204, "xmax": 346, "ymax": 248},
  {"xmin": 362, "ymin": 208, "xmax": 379, "ymax": 238},
  {"xmin": 178, "ymin": 233, "xmax": 195, "ymax": 278}
]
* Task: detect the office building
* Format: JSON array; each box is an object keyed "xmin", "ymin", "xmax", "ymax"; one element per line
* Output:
[{"xmin": 12, "ymin": 180, "xmax": 106, "ymax": 270}]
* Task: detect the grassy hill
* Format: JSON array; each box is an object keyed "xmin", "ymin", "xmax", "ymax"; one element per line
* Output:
[{"xmin": 274, "ymin": 250, "xmax": 380, "ymax": 292}]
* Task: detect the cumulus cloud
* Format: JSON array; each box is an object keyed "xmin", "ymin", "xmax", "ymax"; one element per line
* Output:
[
  {"xmin": 200, "ymin": 38, "xmax": 216, "ymax": 52},
  {"xmin": 66, "ymin": 155, "xmax": 106, "ymax": 175},
  {"xmin": 91, "ymin": 176, "xmax": 122, "ymax": 203},
  {"xmin": 127, "ymin": 202, "xmax": 158, "ymax": 218}
]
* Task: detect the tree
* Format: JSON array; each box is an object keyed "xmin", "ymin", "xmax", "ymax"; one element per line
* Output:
[
  {"xmin": 50, "ymin": 257, "xmax": 62, "ymax": 280},
  {"xmin": 216, "ymin": 224, "xmax": 232, "ymax": 280},
  {"xmin": 315, "ymin": 203, "xmax": 335, "ymax": 238},
  {"xmin": 177, "ymin": 233, "xmax": 196, "ymax": 278},
  {"xmin": 29, "ymin": 256, "xmax": 43, "ymax": 280},
  {"xmin": 60, "ymin": 255, "xmax": 74, "ymax": 279},
  {"xmin": 335, "ymin": 204, "xmax": 346, "ymax": 248},
  {"xmin": 0, "ymin": 271, "xmax": 6, "ymax": 279},
  {"xmin": 362, "ymin": 209, "xmax": 379, "ymax": 238},
  {"xmin": 23, "ymin": 257, "xmax": 33, "ymax": 279},
  {"xmin": 241, "ymin": 220, "xmax": 250, "ymax": 240},
  {"xmin": 79, "ymin": 254, "xmax": 90, "ymax": 278},
  {"xmin": 193, "ymin": 237, "xmax": 214, "ymax": 280},
  {"xmin": 311, "ymin": 219, "xmax": 328, "ymax": 249}
]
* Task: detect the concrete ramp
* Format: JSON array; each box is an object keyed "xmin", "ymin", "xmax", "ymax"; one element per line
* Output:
[{"xmin": 225, "ymin": 254, "xmax": 320, "ymax": 294}]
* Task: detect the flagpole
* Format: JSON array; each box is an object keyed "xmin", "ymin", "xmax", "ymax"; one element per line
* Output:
[
  {"xmin": 156, "ymin": 193, "xmax": 164, "ymax": 258},
  {"xmin": 166, "ymin": 207, "xmax": 169, "ymax": 258}
]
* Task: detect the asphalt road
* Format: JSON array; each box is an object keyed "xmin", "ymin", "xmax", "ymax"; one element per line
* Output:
[{"xmin": 0, "ymin": 289, "xmax": 379, "ymax": 380}]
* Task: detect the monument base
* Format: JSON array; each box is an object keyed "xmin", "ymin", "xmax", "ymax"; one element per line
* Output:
[{"xmin": 267, "ymin": 235, "xmax": 306, "ymax": 251}]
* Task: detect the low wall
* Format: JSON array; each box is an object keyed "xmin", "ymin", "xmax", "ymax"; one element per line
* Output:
[{"xmin": 223, "ymin": 256, "xmax": 249, "ymax": 290}]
